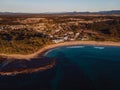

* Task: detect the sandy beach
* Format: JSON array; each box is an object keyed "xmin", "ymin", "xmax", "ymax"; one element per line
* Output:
[
  {"xmin": 0, "ymin": 41, "xmax": 120, "ymax": 75},
  {"xmin": 1, "ymin": 41, "xmax": 120, "ymax": 60}
]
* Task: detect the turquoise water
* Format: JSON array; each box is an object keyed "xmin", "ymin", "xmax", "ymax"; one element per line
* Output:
[
  {"xmin": 0, "ymin": 45, "xmax": 120, "ymax": 90},
  {"xmin": 45, "ymin": 45, "xmax": 120, "ymax": 90}
]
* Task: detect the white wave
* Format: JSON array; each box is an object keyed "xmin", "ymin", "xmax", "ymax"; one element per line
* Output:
[
  {"xmin": 43, "ymin": 48, "xmax": 59, "ymax": 56},
  {"xmin": 43, "ymin": 49, "xmax": 54, "ymax": 56},
  {"xmin": 94, "ymin": 46, "xmax": 105, "ymax": 49},
  {"xmin": 67, "ymin": 46, "xmax": 85, "ymax": 48}
]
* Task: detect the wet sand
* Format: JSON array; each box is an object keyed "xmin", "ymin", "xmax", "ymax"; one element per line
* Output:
[
  {"xmin": 0, "ymin": 41, "xmax": 120, "ymax": 60},
  {"xmin": 0, "ymin": 41, "xmax": 120, "ymax": 75}
]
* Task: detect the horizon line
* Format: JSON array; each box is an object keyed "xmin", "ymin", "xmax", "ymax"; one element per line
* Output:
[{"xmin": 0, "ymin": 10, "xmax": 120, "ymax": 14}]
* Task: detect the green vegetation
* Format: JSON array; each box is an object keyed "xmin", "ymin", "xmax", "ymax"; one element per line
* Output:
[
  {"xmin": 87, "ymin": 20, "xmax": 120, "ymax": 41},
  {"xmin": 0, "ymin": 29, "xmax": 52, "ymax": 54},
  {"xmin": 0, "ymin": 15, "xmax": 120, "ymax": 55}
]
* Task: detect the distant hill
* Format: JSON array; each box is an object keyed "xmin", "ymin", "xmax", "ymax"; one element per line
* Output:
[
  {"xmin": 61, "ymin": 10, "xmax": 120, "ymax": 15},
  {"xmin": 0, "ymin": 10, "xmax": 120, "ymax": 15},
  {"xmin": 0, "ymin": 12, "xmax": 16, "ymax": 15},
  {"xmin": 96, "ymin": 10, "xmax": 120, "ymax": 14},
  {"xmin": 0, "ymin": 12, "xmax": 29, "ymax": 15}
]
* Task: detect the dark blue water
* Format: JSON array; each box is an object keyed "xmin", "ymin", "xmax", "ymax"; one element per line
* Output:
[{"xmin": 0, "ymin": 45, "xmax": 120, "ymax": 90}]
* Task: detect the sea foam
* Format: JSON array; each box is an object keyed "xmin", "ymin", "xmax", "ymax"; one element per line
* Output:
[
  {"xmin": 94, "ymin": 46, "xmax": 105, "ymax": 49},
  {"xmin": 67, "ymin": 46, "xmax": 85, "ymax": 48},
  {"xmin": 44, "ymin": 49, "xmax": 54, "ymax": 56},
  {"xmin": 44, "ymin": 48, "xmax": 59, "ymax": 56}
]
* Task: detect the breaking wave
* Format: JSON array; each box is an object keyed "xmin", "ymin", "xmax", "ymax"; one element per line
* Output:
[
  {"xmin": 67, "ymin": 46, "xmax": 85, "ymax": 48},
  {"xmin": 94, "ymin": 46, "xmax": 105, "ymax": 49},
  {"xmin": 44, "ymin": 48, "xmax": 59, "ymax": 56}
]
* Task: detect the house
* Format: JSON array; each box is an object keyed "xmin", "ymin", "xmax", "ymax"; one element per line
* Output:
[
  {"xmin": 52, "ymin": 39, "xmax": 64, "ymax": 43},
  {"xmin": 64, "ymin": 36, "xmax": 68, "ymax": 41},
  {"xmin": 81, "ymin": 36, "xmax": 89, "ymax": 41}
]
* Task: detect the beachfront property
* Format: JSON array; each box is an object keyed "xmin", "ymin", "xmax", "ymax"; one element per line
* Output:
[
  {"xmin": 52, "ymin": 38, "xmax": 64, "ymax": 43},
  {"xmin": 0, "ymin": 14, "xmax": 120, "ymax": 55}
]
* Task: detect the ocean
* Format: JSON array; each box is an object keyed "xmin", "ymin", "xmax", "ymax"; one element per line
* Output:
[{"xmin": 0, "ymin": 45, "xmax": 120, "ymax": 90}]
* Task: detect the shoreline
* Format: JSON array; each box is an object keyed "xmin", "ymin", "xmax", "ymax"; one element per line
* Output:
[
  {"xmin": 0, "ymin": 60, "xmax": 56, "ymax": 76},
  {"xmin": 0, "ymin": 41, "xmax": 120, "ymax": 76},
  {"xmin": 1, "ymin": 41, "xmax": 120, "ymax": 60}
]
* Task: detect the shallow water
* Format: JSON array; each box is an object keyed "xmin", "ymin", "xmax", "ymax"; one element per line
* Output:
[{"xmin": 0, "ymin": 45, "xmax": 120, "ymax": 90}]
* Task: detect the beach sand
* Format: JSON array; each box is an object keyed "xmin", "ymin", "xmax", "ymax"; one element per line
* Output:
[
  {"xmin": 0, "ymin": 41, "xmax": 120, "ymax": 60},
  {"xmin": 0, "ymin": 41, "xmax": 120, "ymax": 75}
]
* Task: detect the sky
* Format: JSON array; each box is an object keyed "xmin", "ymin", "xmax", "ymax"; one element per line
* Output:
[{"xmin": 0, "ymin": 0, "xmax": 120, "ymax": 13}]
